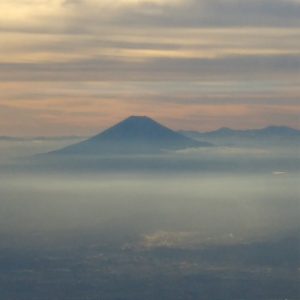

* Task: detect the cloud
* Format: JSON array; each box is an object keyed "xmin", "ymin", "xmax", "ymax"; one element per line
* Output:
[
  {"xmin": 176, "ymin": 147, "xmax": 271, "ymax": 156},
  {"xmin": 0, "ymin": 0, "xmax": 299, "ymax": 134},
  {"xmin": 1, "ymin": 53, "xmax": 299, "ymax": 82},
  {"xmin": 1, "ymin": 81, "xmax": 299, "ymax": 135},
  {"xmin": 107, "ymin": 0, "xmax": 300, "ymax": 28},
  {"xmin": 1, "ymin": 2, "xmax": 299, "ymax": 83},
  {"xmin": 1, "ymin": 0, "xmax": 300, "ymax": 34}
]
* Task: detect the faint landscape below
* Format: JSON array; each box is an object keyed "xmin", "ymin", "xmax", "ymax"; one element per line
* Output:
[{"xmin": 0, "ymin": 121, "xmax": 299, "ymax": 300}]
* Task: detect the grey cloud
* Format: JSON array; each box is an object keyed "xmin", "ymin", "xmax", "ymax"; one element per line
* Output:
[
  {"xmin": 1, "ymin": 0, "xmax": 300, "ymax": 36},
  {"xmin": 63, "ymin": 0, "xmax": 83, "ymax": 5},
  {"xmin": 112, "ymin": 0, "xmax": 300, "ymax": 28},
  {"xmin": 1, "ymin": 54, "xmax": 299, "ymax": 81}
]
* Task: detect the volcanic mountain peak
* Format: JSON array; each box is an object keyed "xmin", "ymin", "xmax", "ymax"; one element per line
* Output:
[
  {"xmin": 50, "ymin": 116, "xmax": 212, "ymax": 155},
  {"xmin": 125, "ymin": 115, "xmax": 151, "ymax": 121},
  {"xmin": 92, "ymin": 116, "xmax": 185, "ymax": 141}
]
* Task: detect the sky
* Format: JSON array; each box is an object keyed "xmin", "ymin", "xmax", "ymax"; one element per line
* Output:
[{"xmin": 0, "ymin": 0, "xmax": 300, "ymax": 136}]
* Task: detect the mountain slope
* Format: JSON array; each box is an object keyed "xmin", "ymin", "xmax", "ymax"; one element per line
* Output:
[{"xmin": 50, "ymin": 116, "xmax": 212, "ymax": 155}]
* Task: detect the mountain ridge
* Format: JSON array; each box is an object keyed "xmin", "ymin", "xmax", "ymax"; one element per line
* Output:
[
  {"xmin": 180, "ymin": 125, "xmax": 300, "ymax": 137},
  {"xmin": 179, "ymin": 125, "xmax": 300, "ymax": 146}
]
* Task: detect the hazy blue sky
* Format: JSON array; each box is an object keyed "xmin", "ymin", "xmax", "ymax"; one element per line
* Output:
[{"xmin": 0, "ymin": 0, "xmax": 299, "ymax": 135}]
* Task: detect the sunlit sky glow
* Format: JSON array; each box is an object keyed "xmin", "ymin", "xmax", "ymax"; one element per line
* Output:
[{"xmin": 0, "ymin": 0, "xmax": 299, "ymax": 136}]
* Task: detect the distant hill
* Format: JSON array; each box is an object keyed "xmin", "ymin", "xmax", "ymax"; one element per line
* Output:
[
  {"xmin": 180, "ymin": 126, "xmax": 300, "ymax": 147},
  {"xmin": 0, "ymin": 136, "xmax": 25, "ymax": 141},
  {"xmin": 0, "ymin": 136, "xmax": 84, "ymax": 142},
  {"xmin": 49, "ymin": 116, "xmax": 212, "ymax": 155}
]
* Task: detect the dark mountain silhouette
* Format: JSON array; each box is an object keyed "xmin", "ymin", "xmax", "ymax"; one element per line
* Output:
[
  {"xmin": 50, "ymin": 116, "xmax": 212, "ymax": 155},
  {"xmin": 180, "ymin": 126, "xmax": 300, "ymax": 146}
]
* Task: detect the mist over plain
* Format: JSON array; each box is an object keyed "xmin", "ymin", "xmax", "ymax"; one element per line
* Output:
[{"xmin": 0, "ymin": 138, "xmax": 299, "ymax": 299}]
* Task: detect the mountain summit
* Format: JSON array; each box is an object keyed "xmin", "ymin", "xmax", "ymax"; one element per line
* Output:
[{"xmin": 50, "ymin": 116, "xmax": 212, "ymax": 155}]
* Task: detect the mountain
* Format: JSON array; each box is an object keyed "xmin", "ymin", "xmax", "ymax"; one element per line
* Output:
[
  {"xmin": 0, "ymin": 136, "xmax": 84, "ymax": 141},
  {"xmin": 50, "ymin": 116, "xmax": 212, "ymax": 155},
  {"xmin": 180, "ymin": 126, "xmax": 300, "ymax": 147},
  {"xmin": 0, "ymin": 136, "xmax": 25, "ymax": 141}
]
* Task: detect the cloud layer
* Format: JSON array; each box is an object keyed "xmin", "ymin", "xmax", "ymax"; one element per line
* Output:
[{"xmin": 0, "ymin": 0, "xmax": 299, "ymax": 134}]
